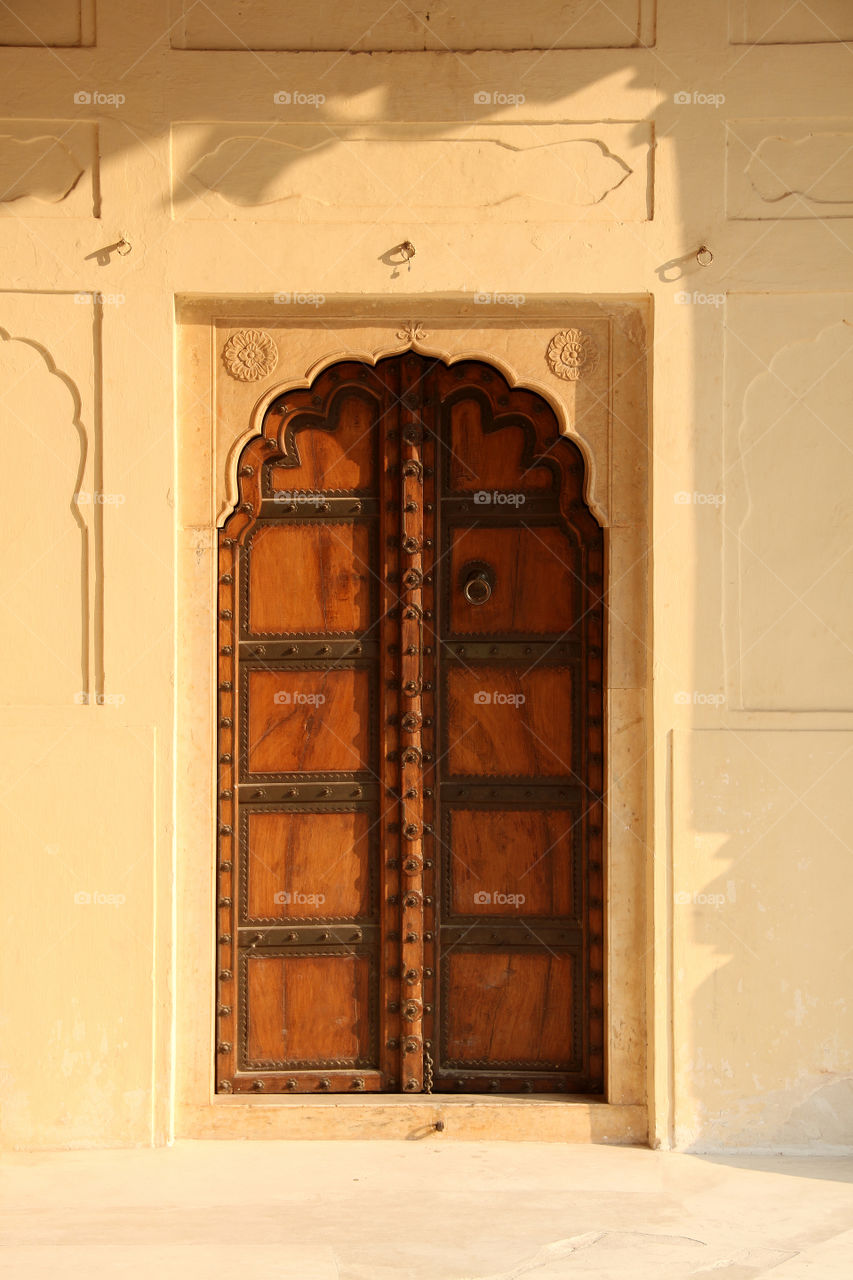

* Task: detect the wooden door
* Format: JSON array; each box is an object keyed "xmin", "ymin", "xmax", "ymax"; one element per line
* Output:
[{"xmin": 216, "ymin": 354, "xmax": 604, "ymax": 1096}]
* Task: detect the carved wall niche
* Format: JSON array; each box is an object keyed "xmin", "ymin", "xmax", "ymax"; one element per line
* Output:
[{"xmin": 0, "ymin": 324, "xmax": 91, "ymax": 704}]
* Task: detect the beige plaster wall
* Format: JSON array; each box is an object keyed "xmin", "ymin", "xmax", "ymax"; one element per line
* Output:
[{"xmin": 1, "ymin": 0, "xmax": 852, "ymax": 1150}]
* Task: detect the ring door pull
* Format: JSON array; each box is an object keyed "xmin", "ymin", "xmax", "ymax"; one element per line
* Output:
[{"xmin": 463, "ymin": 568, "xmax": 493, "ymax": 606}]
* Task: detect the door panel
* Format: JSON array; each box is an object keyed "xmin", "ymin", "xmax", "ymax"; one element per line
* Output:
[
  {"xmin": 244, "ymin": 952, "xmax": 375, "ymax": 1066},
  {"xmin": 244, "ymin": 666, "xmax": 372, "ymax": 775},
  {"xmin": 216, "ymin": 353, "xmax": 605, "ymax": 1097},
  {"xmin": 442, "ymin": 951, "xmax": 578, "ymax": 1069},
  {"xmin": 448, "ymin": 525, "xmax": 579, "ymax": 635},
  {"xmin": 447, "ymin": 396, "xmax": 553, "ymax": 494},
  {"xmin": 243, "ymin": 809, "xmax": 372, "ymax": 921},
  {"xmin": 445, "ymin": 807, "xmax": 580, "ymax": 920},
  {"xmin": 266, "ymin": 390, "xmax": 378, "ymax": 492},
  {"xmin": 245, "ymin": 523, "xmax": 373, "ymax": 635},
  {"xmin": 444, "ymin": 665, "xmax": 575, "ymax": 778}
]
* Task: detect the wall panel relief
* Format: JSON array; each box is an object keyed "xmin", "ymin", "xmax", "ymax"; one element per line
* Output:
[
  {"xmin": 673, "ymin": 729, "xmax": 853, "ymax": 1149},
  {"xmin": 171, "ymin": 0, "xmax": 652, "ymax": 51},
  {"xmin": 0, "ymin": 0, "xmax": 93, "ymax": 47},
  {"xmin": 172, "ymin": 124, "xmax": 652, "ymax": 224},
  {"xmin": 728, "ymin": 121, "xmax": 853, "ymax": 220},
  {"xmin": 0, "ymin": 122, "xmax": 99, "ymax": 219},
  {"xmin": 725, "ymin": 296, "xmax": 853, "ymax": 711},
  {"xmin": 730, "ymin": 0, "xmax": 853, "ymax": 44}
]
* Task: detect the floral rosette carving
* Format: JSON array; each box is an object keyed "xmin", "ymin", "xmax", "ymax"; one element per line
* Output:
[
  {"xmin": 222, "ymin": 329, "xmax": 279, "ymax": 382},
  {"xmin": 546, "ymin": 328, "xmax": 599, "ymax": 382}
]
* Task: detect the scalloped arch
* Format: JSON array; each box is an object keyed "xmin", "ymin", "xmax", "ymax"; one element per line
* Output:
[{"xmin": 220, "ymin": 342, "xmax": 604, "ymax": 526}]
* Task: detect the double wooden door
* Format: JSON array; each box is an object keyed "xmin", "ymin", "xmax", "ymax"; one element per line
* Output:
[{"xmin": 216, "ymin": 353, "xmax": 604, "ymax": 1096}]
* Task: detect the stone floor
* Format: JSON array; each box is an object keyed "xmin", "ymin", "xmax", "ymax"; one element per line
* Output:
[{"xmin": 1, "ymin": 1140, "xmax": 852, "ymax": 1278}]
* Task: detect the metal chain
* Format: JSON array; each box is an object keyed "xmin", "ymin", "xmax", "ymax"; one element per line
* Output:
[{"xmin": 423, "ymin": 1041, "xmax": 434, "ymax": 1094}]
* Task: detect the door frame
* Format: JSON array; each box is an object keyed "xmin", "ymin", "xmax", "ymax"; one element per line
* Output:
[{"xmin": 176, "ymin": 297, "xmax": 651, "ymax": 1142}]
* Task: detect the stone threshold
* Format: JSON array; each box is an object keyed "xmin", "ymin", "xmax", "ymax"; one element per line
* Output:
[{"xmin": 180, "ymin": 1099, "xmax": 647, "ymax": 1143}]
